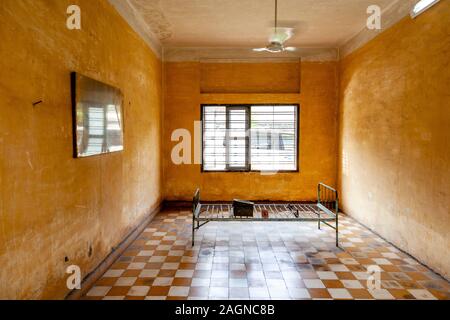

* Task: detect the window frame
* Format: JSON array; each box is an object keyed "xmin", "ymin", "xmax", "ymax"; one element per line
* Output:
[{"xmin": 201, "ymin": 104, "xmax": 300, "ymax": 173}]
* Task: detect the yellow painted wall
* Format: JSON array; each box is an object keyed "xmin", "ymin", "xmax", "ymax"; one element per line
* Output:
[
  {"xmin": 163, "ymin": 61, "xmax": 338, "ymax": 201},
  {"xmin": 0, "ymin": 0, "xmax": 162, "ymax": 298},
  {"xmin": 200, "ymin": 62, "xmax": 300, "ymax": 93},
  {"xmin": 338, "ymin": 1, "xmax": 450, "ymax": 278}
]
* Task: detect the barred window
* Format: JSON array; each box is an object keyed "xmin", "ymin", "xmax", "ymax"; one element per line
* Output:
[{"xmin": 202, "ymin": 105, "xmax": 298, "ymax": 172}]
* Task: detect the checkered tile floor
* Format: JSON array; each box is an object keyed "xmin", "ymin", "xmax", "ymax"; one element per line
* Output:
[{"xmin": 82, "ymin": 208, "xmax": 450, "ymax": 300}]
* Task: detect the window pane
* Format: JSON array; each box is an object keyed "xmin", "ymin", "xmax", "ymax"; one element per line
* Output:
[
  {"xmin": 228, "ymin": 139, "xmax": 246, "ymax": 168},
  {"xmin": 227, "ymin": 108, "xmax": 248, "ymax": 169},
  {"xmin": 250, "ymin": 105, "xmax": 297, "ymax": 171},
  {"xmin": 203, "ymin": 106, "xmax": 226, "ymax": 171}
]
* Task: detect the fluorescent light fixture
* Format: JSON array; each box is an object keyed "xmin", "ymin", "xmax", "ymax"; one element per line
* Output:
[{"xmin": 410, "ymin": 0, "xmax": 440, "ymax": 18}]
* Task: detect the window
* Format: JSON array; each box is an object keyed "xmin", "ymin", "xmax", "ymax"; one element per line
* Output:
[
  {"xmin": 202, "ymin": 105, "xmax": 298, "ymax": 172},
  {"xmin": 410, "ymin": 0, "xmax": 440, "ymax": 19}
]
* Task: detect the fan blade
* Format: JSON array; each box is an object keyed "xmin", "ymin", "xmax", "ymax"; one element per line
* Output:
[
  {"xmin": 284, "ymin": 47, "xmax": 297, "ymax": 52},
  {"xmin": 269, "ymin": 27, "xmax": 294, "ymax": 44},
  {"xmin": 253, "ymin": 48, "xmax": 268, "ymax": 52}
]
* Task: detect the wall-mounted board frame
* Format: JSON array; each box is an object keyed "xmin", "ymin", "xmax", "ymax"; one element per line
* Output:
[{"xmin": 71, "ymin": 72, "xmax": 124, "ymax": 158}]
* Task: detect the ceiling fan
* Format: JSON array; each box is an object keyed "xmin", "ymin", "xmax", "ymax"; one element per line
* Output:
[{"xmin": 253, "ymin": 0, "xmax": 297, "ymax": 53}]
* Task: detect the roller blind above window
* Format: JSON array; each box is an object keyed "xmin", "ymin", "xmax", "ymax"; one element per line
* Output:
[{"xmin": 202, "ymin": 105, "xmax": 298, "ymax": 172}]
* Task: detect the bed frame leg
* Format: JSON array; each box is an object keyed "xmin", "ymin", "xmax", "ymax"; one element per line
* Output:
[
  {"xmin": 192, "ymin": 214, "xmax": 195, "ymax": 247},
  {"xmin": 336, "ymin": 227, "xmax": 339, "ymax": 247},
  {"xmin": 317, "ymin": 184, "xmax": 321, "ymax": 230},
  {"xmin": 335, "ymin": 211, "xmax": 339, "ymax": 247}
]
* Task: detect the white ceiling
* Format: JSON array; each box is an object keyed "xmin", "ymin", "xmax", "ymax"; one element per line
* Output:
[{"xmin": 126, "ymin": 0, "xmax": 396, "ymax": 48}]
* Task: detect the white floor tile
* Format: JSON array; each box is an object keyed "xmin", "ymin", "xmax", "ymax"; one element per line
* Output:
[
  {"xmin": 102, "ymin": 269, "xmax": 124, "ymax": 278},
  {"xmin": 168, "ymin": 286, "xmax": 190, "ymax": 297},
  {"xmin": 86, "ymin": 286, "xmax": 111, "ymax": 297},
  {"xmin": 328, "ymin": 289, "xmax": 352, "ymax": 299},
  {"xmin": 139, "ymin": 269, "xmax": 159, "ymax": 278},
  {"xmin": 369, "ymin": 289, "xmax": 395, "ymax": 300},
  {"xmin": 288, "ymin": 288, "xmax": 311, "ymax": 299},
  {"xmin": 408, "ymin": 289, "xmax": 437, "ymax": 300},
  {"xmin": 303, "ymin": 279, "xmax": 325, "ymax": 289},
  {"xmin": 114, "ymin": 277, "xmax": 137, "ymax": 286},
  {"xmin": 341, "ymin": 280, "xmax": 364, "ymax": 289}
]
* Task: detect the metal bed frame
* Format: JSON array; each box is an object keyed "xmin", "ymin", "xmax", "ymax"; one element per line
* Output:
[{"xmin": 192, "ymin": 183, "xmax": 339, "ymax": 247}]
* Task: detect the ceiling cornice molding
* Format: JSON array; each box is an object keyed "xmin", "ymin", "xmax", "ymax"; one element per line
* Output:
[
  {"xmin": 109, "ymin": 0, "xmax": 417, "ymax": 62},
  {"xmin": 108, "ymin": 0, "xmax": 162, "ymax": 59},
  {"xmin": 163, "ymin": 47, "xmax": 339, "ymax": 62},
  {"xmin": 340, "ymin": 0, "xmax": 417, "ymax": 58}
]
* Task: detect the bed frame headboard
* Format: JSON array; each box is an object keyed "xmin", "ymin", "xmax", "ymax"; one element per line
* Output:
[{"xmin": 317, "ymin": 183, "xmax": 339, "ymax": 216}]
